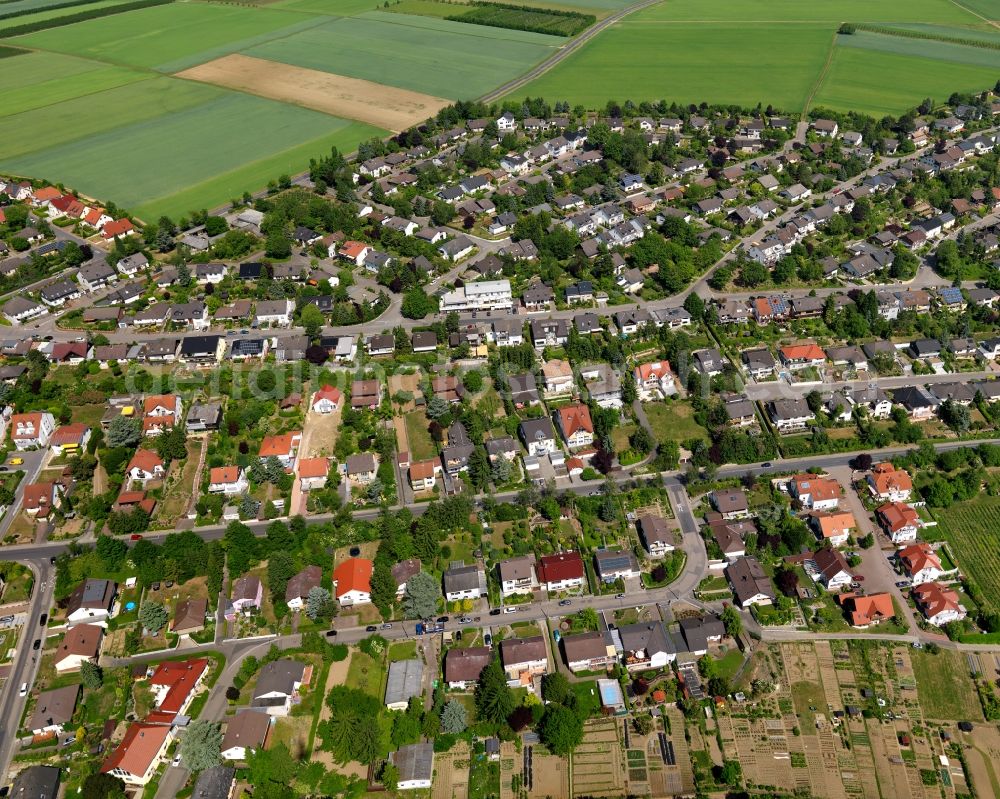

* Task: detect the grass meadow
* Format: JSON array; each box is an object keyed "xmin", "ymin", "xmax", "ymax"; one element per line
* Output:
[{"xmin": 0, "ymin": 0, "xmax": 137, "ymax": 29}]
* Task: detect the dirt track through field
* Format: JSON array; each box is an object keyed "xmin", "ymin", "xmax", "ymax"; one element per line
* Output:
[{"xmin": 176, "ymin": 54, "xmax": 450, "ymax": 132}]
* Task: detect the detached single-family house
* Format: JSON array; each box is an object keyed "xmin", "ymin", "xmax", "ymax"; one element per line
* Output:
[
  {"xmin": 443, "ymin": 563, "xmax": 486, "ymax": 602},
  {"xmin": 812, "ymin": 548, "xmax": 853, "ymax": 591},
  {"xmin": 230, "ymin": 575, "xmax": 263, "ymax": 614},
  {"xmin": 637, "ymin": 515, "xmax": 674, "ymax": 557},
  {"xmin": 10, "ymin": 412, "xmax": 55, "ymax": 449},
  {"xmin": 554, "ymin": 403, "xmax": 594, "ymax": 449},
  {"xmin": 101, "ymin": 722, "xmax": 172, "ymax": 786},
  {"xmin": 913, "ymin": 582, "xmax": 966, "ymax": 626},
  {"xmin": 208, "ymin": 466, "xmax": 248, "ymax": 496},
  {"xmin": 333, "ymin": 558, "xmax": 373, "ymax": 606},
  {"xmin": 867, "ymin": 462, "xmax": 913, "ymax": 502},
  {"xmin": 220, "ymin": 709, "xmax": 272, "ymax": 762},
  {"xmin": 536, "ymin": 552, "xmax": 585, "ymax": 593},
  {"xmin": 876, "ymin": 502, "xmax": 920, "ymax": 544},
  {"xmin": 251, "ymin": 659, "xmax": 308, "ymax": 716},
  {"xmin": 54, "ymin": 623, "xmax": 102, "ymax": 671},
  {"xmin": 285, "ymin": 565, "xmax": 323, "ymax": 611},
  {"xmin": 127, "ymin": 449, "xmax": 165, "ymax": 484},
  {"xmin": 726, "ymin": 556, "xmax": 775, "ymax": 608},
  {"xmin": 499, "ymin": 635, "xmax": 548, "ymax": 685},
  {"xmin": 66, "ymin": 579, "xmax": 116, "ymax": 627},
  {"xmin": 390, "ymin": 742, "xmax": 434, "ymax": 791},
  {"xmin": 810, "ymin": 510, "xmax": 856, "ymax": 547},
  {"xmin": 561, "ymin": 631, "xmax": 617, "ymax": 673},
  {"xmin": 618, "ymin": 622, "xmax": 675, "ymax": 672},
  {"xmin": 444, "ymin": 647, "xmax": 492, "ymax": 689},
  {"xmin": 498, "ymin": 556, "xmax": 538, "ymax": 598},
  {"xmin": 897, "ymin": 543, "xmax": 945, "ymax": 586},
  {"xmin": 311, "ymin": 385, "xmax": 342, "ymax": 414}
]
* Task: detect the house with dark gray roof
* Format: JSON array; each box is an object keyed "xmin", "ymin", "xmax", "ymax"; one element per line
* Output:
[
  {"xmin": 678, "ymin": 615, "xmax": 725, "ymax": 655},
  {"xmin": 251, "ymin": 659, "xmax": 307, "ymax": 715},
  {"xmin": 385, "ymin": 659, "xmax": 424, "ymax": 710},
  {"xmin": 443, "ymin": 563, "xmax": 486, "ymax": 602},
  {"xmin": 390, "ymin": 742, "xmax": 434, "ymax": 790},
  {"xmin": 617, "ymin": 622, "xmax": 675, "ymax": 672},
  {"xmin": 192, "ymin": 766, "xmax": 235, "ymax": 799},
  {"xmin": 10, "ymin": 766, "xmax": 60, "ymax": 799}
]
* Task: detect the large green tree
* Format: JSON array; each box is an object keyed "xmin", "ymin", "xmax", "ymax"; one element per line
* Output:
[
  {"xmin": 179, "ymin": 720, "xmax": 223, "ymax": 771},
  {"xmin": 402, "ymin": 570, "xmax": 439, "ymax": 620},
  {"xmin": 474, "ymin": 658, "xmax": 515, "ymax": 726},
  {"xmin": 538, "ymin": 704, "xmax": 584, "ymax": 755}
]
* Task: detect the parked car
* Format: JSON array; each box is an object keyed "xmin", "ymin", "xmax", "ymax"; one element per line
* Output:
[
  {"xmin": 489, "ymin": 608, "xmax": 501, "ymax": 616},
  {"xmin": 436, "ymin": 616, "xmax": 449, "ymax": 623},
  {"xmin": 130, "ymin": 534, "xmax": 142, "ymax": 541},
  {"xmin": 459, "ymin": 616, "xmax": 472, "ymax": 623},
  {"xmin": 484, "ymin": 633, "xmax": 493, "ymax": 646},
  {"xmin": 19, "ymin": 683, "xmax": 27, "ymax": 697},
  {"xmin": 365, "ymin": 625, "xmax": 377, "ymax": 632},
  {"xmin": 615, "ymin": 593, "xmax": 626, "ymax": 599},
  {"xmin": 380, "ymin": 623, "xmax": 392, "ymax": 630},
  {"xmin": 32, "ymin": 639, "xmax": 40, "ymax": 651},
  {"xmin": 503, "ymin": 607, "xmax": 517, "ymax": 614},
  {"xmin": 558, "ymin": 599, "xmax": 572, "ymax": 606},
  {"xmin": 325, "ymin": 629, "xmax": 337, "ymax": 637},
  {"xmin": 172, "ymin": 753, "xmax": 182, "ymax": 767},
  {"xmin": 39, "ymin": 613, "xmax": 46, "ymax": 626}
]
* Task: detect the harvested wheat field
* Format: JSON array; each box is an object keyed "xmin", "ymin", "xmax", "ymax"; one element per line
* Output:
[{"xmin": 177, "ymin": 53, "xmax": 449, "ymax": 131}]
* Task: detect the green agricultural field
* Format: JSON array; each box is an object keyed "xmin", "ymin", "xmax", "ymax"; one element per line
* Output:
[
  {"xmin": 9, "ymin": 1, "xmax": 320, "ymax": 70},
  {"xmin": 270, "ymin": 0, "xmax": 385, "ymax": 12},
  {"xmin": 0, "ymin": 0, "xmax": 103, "ymax": 17},
  {"xmin": 516, "ymin": 0, "xmax": 998, "ymax": 112},
  {"xmin": 924, "ymin": 494, "xmax": 1000, "ymax": 612},
  {"xmin": 246, "ymin": 11, "xmax": 562, "ymax": 98},
  {"xmin": 519, "ymin": 21, "xmax": 834, "ymax": 111},
  {"xmin": 951, "ymin": 0, "xmax": 1000, "ymax": 21},
  {"xmin": 1, "ymin": 83, "xmax": 383, "ymax": 217},
  {"xmin": 0, "ymin": 0, "xmax": 136, "ymax": 29},
  {"xmin": 0, "ymin": 51, "xmax": 147, "ymax": 117},
  {"xmin": 811, "ymin": 40, "xmax": 1000, "ymax": 114}
]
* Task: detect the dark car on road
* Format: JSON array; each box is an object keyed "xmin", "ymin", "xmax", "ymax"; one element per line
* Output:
[{"xmin": 365, "ymin": 625, "xmax": 377, "ymax": 632}]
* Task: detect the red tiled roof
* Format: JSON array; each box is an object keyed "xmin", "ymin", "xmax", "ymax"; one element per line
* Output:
[
  {"xmin": 781, "ymin": 343, "xmax": 825, "ymax": 361},
  {"xmin": 101, "ymin": 219, "xmax": 134, "ymax": 239},
  {"xmin": 297, "ymin": 457, "xmax": 329, "ymax": 479},
  {"xmin": 333, "ymin": 558, "xmax": 372, "ymax": 598},
  {"xmin": 844, "ymin": 592, "xmax": 894, "ymax": 626},
  {"xmin": 870, "ymin": 462, "xmax": 913, "ymax": 495},
  {"xmin": 209, "ymin": 466, "xmax": 241, "ymax": 485},
  {"xmin": 537, "ymin": 551, "xmax": 584, "ymax": 584},
  {"xmin": 50, "ymin": 422, "xmax": 89, "ymax": 446},
  {"xmin": 148, "ymin": 658, "xmax": 208, "ymax": 714},
  {"xmin": 101, "ymin": 722, "xmax": 170, "ymax": 778},
  {"xmin": 557, "ymin": 404, "xmax": 593, "ymax": 437},
  {"xmin": 128, "ymin": 449, "xmax": 163, "ymax": 475},
  {"xmin": 898, "ymin": 543, "xmax": 941, "ymax": 576},
  {"xmin": 876, "ymin": 501, "xmax": 918, "ymax": 532},
  {"xmin": 259, "ymin": 431, "xmax": 300, "ymax": 458},
  {"xmin": 913, "ymin": 582, "xmax": 961, "ymax": 619},
  {"xmin": 312, "ymin": 385, "xmax": 342, "ymax": 407}
]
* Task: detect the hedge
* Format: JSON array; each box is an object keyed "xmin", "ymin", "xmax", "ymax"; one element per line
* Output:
[
  {"xmin": 851, "ymin": 22, "xmax": 1000, "ymax": 52},
  {"xmin": 447, "ymin": 2, "xmax": 594, "ymax": 37},
  {"xmin": 1, "ymin": 0, "xmax": 123, "ymax": 22}
]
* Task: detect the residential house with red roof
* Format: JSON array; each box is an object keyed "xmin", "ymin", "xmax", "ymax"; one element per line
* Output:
[
  {"xmin": 866, "ymin": 462, "xmax": 913, "ymax": 502},
  {"xmin": 333, "ymin": 558, "xmax": 372, "ymax": 606},
  {"xmin": 101, "ymin": 722, "xmax": 172, "ymax": 785},
  {"xmin": 876, "ymin": 502, "xmax": 920, "ymax": 543},
  {"xmin": 297, "ymin": 457, "xmax": 330, "ymax": 491},
  {"xmin": 779, "ymin": 343, "xmax": 826, "ymax": 371},
  {"xmin": 10, "ymin": 412, "xmax": 55, "ymax": 449},
  {"xmin": 555, "ymin": 403, "xmax": 594, "ymax": 449},
  {"xmin": 536, "ymin": 552, "xmax": 585, "ymax": 592},
  {"xmin": 50, "ymin": 422, "xmax": 91, "ymax": 456},
  {"xmin": 310, "ymin": 385, "xmax": 342, "ymax": 414},
  {"xmin": 339, "ymin": 240, "xmax": 371, "ymax": 266},
  {"xmin": 809, "ymin": 510, "xmax": 856, "ymax": 547},
  {"xmin": 208, "ymin": 466, "xmax": 248, "ymax": 495},
  {"xmin": 408, "ymin": 459, "xmax": 440, "ymax": 492},
  {"xmin": 258, "ymin": 431, "xmax": 301, "ymax": 469},
  {"xmin": 147, "ymin": 658, "xmax": 208, "ymax": 718},
  {"xmin": 789, "ymin": 474, "xmax": 841, "ymax": 510},
  {"xmin": 143, "ymin": 394, "xmax": 181, "ymax": 437},
  {"xmin": 22, "ymin": 482, "xmax": 61, "ymax": 518},
  {"xmin": 101, "ymin": 218, "xmax": 135, "ymax": 241},
  {"xmin": 913, "ymin": 582, "xmax": 966, "ymax": 626},
  {"xmin": 841, "ymin": 592, "xmax": 895, "ymax": 628},
  {"xmin": 127, "ymin": 450, "xmax": 165, "ymax": 484},
  {"xmin": 897, "ymin": 543, "xmax": 945, "ymax": 586},
  {"xmin": 633, "ymin": 361, "xmax": 676, "ymax": 400}
]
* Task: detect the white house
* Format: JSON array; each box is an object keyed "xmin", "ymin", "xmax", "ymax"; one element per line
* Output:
[
  {"xmin": 9, "ymin": 412, "xmax": 55, "ymax": 449},
  {"xmin": 208, "ymin": 466, "xmax": 248, "ymax": 496}
]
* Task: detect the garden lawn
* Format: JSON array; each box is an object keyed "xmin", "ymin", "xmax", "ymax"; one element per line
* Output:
[
  {"xmin": 9, "ymin": 2, "xmax": 322, "ymax": 71},
  {"xmin": 404, "ymin": 411, "xmax": 437, "ymax": 461},
  {"xmin": 345, "ymin": 649, "xmax": 385, "ymax": 697},
  {"xmin": 245, "ymin": 11, "xmax": 563, "ymax": 98},
  {"xmin": 923, "ymin": 494, "xmax": 1000, "ymax": 612},
  {"xmin": 911, "ymin": 649, "xmax": 984, "ymax": 721},
  {"xmin": 643, "ymin": 401, "xmax": 709, "ymax": 444}
]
